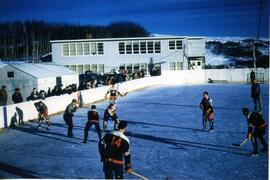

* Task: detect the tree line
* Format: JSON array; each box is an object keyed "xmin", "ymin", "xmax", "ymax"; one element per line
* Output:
[{"xmin": 0, "ymin": 21, "xmax": 150, "ymax": 61}]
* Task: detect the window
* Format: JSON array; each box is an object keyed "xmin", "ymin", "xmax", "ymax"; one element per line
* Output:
[
  {"xmin": 169, "ymin": 62, "xmax": 182, "ymax": 70},
  {"xmin": 126, "ymin": 63, "xmax": 132, "ymax": 73},
  {"xmin": 70, "ymin": 43, "xmax": 76, "ymax": 56},
  {"xmin": 77, "ymin": 65, "xmax": 83, "ymax": 74},
  {"xmin": 140, "ymin": 42, "xmax": 146, "ymax": 54},
  {"xmin": 197, "ymin": 62, "xmax": 201, "ymax": 66},
  {"xmin": 84, "ymin": 64, "xmax": 91, "ymax": 72},
  {"xmin": 147, "ymin": 41, "xmax": 154, "ymax": 53},
  {"xmin": 77, "ymin": 43, "xmax": 83, "ymax": 56},
  {"xmin": 169, "ymin": 62, "xmax": 176, "ymax": 70},
  {"xmin": 91, "ymin": 43, "xmax": 97, "ymax": 55},
  {"xmin": 70, "ymin": 65, "xmax": 76, "ymax": 71},
  {"xmin": 119, "ymin": 42, "xmax": 125, "ymax": 54},
  {"xmin": 133, "ymin": 42, "xmax": 139, "ymax": 54},
  {"xmin": 84, "ymin": 43, "xmax": 90, "ymax": 55},
  {"xmin": 119, "ymin": 64, "xmax": 125, "ymax": 71},
  {"xmin": 169, "ymin": 41, "xmax": 175, "ymax": 50},
  {"xmin": 140, "ymin": 63, "xmax": 147, "ymax": 70},
  {"xmin": 63, "ymin": 44, "xmax": 69, "ymax": 56},
  {"xmin": 176, "ymin": 40, "xmax": 182, "ymax": 49},
  {"xmin": 91, "ymin": 64, "xmax": 97, "ymax": 72},
  {"xmin": 134, "ymin": 63, "xmax": 140, "ymax": 72},
  {"xmin": 7, "ymin": 71, "xmax": 14, "ymax": 78},
  {"xmin": 98, "ymin": 43, "xmax": 104, "ymax": 55},
  {"xmin": 126, "ymin": 42, "xmax": 132, "ymax": 54},
  {"xmin": 154, "ymin": 41, "xmax": 161, "ymax": 53},
  {"xmin": 98, "ymin": 64, "xmax": 105, "ymax": 73},
  {"xmin": 176, "ymin": 62, "xmax": 183, "ymax": 70}
]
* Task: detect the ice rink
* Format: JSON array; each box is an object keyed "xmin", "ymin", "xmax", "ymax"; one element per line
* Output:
[{"xmin": 0, "ymin": 83, "xmax": 269, "ymax": 179}]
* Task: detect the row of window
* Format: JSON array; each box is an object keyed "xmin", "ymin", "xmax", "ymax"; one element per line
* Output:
[
  {"xmin": 119, "ymin": 63, "xmax": 148, "ymax": 72},
  {"xmin": 169, "ymin": 62, "xmax": 183, "ymax": 70},
  {"xmin": 65, "ymin": 61, "xmax": 183, "ymax": 74},
  {"xmin": 62, "ymin": 39, "xmax": 183, "ymax": 56},
  {"xmin": 65, "ymin": 64, "xmax": 105, "ymax": 74},
  {"xmin": 63, "ymin": 43, "xmax": 104, "ymax": 56},
  {"xmin": 118, "ymin": 41, "xmax": 161, "ymax": 54},
  {"xmin": 169, "ymin": 40, "xmax": 183, "ymax": 50}
]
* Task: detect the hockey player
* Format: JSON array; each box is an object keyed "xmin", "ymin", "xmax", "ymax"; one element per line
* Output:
[
  {"xmin": 242, "ymin": 107, "xmax": 268, "ymax": 156},
  {"xmin": 199, "ymin": 91, "xmax": 214, "ymax": 131},
  {"xmin": 81, "ymin": 105, "xmax": 102, "ymax": 143},
  {"xmin": 105, "ymin": 84, "xmax": 127, "ymax": 104},
  {"xmin": 34, "ymin": 101, "xmax": 50, "ymax": 130},
  {"xmin": 251, "ymin": 79, "xmax": 262, "ymax": 112},
  {"xmin": 103, "ymin": 103, "xmax": 120, "ymax": 131},
  {"xmin": 63, "ymin": 99, "xmax": 78, "ymax": 137},
  {"xmin": 99, "ymin": 120, "xmax": 132, "ymax": 179}
]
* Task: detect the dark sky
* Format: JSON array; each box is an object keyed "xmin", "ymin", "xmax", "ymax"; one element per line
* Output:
[{"xmin": 0, "ymin": 0, "xmax": 269, "ymax": 37}]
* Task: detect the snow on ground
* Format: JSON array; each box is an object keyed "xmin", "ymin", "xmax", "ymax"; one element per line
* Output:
[{"xmin": 0, "ymin": 84, "xmax": 268, "ymax": 179}]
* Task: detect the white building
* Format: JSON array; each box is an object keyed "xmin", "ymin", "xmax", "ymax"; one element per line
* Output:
[
  {"xmin": 0, "ymin": 62, "xmax": 79, "ymax": 105},
  {"xmin": 50, "ymin": 36, "xmax": 205, "ymax": 74}
]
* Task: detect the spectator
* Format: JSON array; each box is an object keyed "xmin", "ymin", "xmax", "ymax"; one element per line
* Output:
[
  {"xmin": 12, "ymin": 88, "xmax": 23, "ymax": 104},
  {"xmin": 38, "ymin": 90, "xmax": 47, "ymax": 100},
  {"xmin": 0, "ymin": 85, "xmax": 7, "ymax": 106},
  {"xmin": 250, "ymin": 69, "xmax": 256, "ymax": 83},
  {"xmin": 27, "ymin": 88, "xmax": 39, "ymax": 101}
]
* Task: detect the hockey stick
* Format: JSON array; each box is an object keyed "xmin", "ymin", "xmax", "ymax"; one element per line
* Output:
[
  {"xmin": 131, "ymin": 171, "xmax": 149, "ymax": 180},
  {"xmin": 232, "ymin": 138, "xmax": 248, "ymax": 147}
]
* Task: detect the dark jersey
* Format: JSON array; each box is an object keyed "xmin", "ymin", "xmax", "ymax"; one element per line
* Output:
[
  {"xmin": 64, "ymin": 103, "xmax": 77, "ymax": 116},
  {"xmin": 88, "ymin": 110, "xmax": 99, "ymax": 123},
  {"xmin": 251, "ymin": 83, "xmax": 260, "ymax": 98},
  {"xmin": 103, "ymin": 131, "xmax": 131, "ymax": 167},
  {"xmin": 248, "ymin": 112, "xmax": 266, "ymax": 128},
  {"xmin": 200, "ymin": 97, "xmax": 213, "ymax": 112},
  {"xmin": 34, "ymin": 102, "xmax": 48, "ymax": 114},
  {"xmin": 104, "ymin": 108, "xmax": 118, "ymax": 121}
]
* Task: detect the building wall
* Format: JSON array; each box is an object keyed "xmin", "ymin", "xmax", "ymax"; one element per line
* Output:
[
  {"xmin": 0, "ymin": 65, "xmax": 37, "ymax": 105},
  {"xmin": 51, "ymin": 37, "xmax": 205, "ymax": 73}
]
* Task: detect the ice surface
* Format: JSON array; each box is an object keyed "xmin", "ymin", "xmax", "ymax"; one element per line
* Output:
[{"xmin": 0, "ymin": 84, "xmax": 268, "ymax": 179}]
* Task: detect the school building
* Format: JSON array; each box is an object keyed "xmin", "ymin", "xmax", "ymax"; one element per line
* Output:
[{"xmin": 50, "ymin": 36, "xmax": 205, "ymax": 74}]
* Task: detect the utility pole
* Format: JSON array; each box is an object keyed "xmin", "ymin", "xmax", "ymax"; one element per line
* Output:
[{"xmin": 253, "ymin": 0, "xmax": 263, "ymax": 70}]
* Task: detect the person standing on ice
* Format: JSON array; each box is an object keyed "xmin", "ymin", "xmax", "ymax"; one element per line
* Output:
[
  {"xmin": 105, "ymin": 84, "xmax": 127, "ymax": 104},
  {"xmin": 199, "ymin": 91, "xmax": 214, "ymax": 132},
  {"xmin": 99, "ymin": 120, "xmax": 132, "ymax": 179},
  {"xmin": 242, "ymin": 107, "xmax": 267, "ymax": 156},
  {"xmin": 251, "ymin": 79, "xmax": 262, "ymax": 112},
  {"xmin": 103, "ymin": 103, "xmax": 120, "ymax": 131},
  {"xmin": 63, "ymin": 99, "xmax": 78, "ymax": 137},
  {"xmin": 81, "ymin": 105, "xmax": 102, "ymax": 144}
]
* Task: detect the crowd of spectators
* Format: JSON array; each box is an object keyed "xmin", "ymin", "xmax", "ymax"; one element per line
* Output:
[{"xmin": 0, "ymin": 68, "xmax": 151, "ymax": 106}]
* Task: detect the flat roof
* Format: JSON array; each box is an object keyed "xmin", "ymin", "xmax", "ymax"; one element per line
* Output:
[
  {"xmin": 2, "ymin": 62, "xmax": 77, "ymax": 78},
  {"xmin": 50, "ymin": 36, "xmax": 205, "ymax": 43}
]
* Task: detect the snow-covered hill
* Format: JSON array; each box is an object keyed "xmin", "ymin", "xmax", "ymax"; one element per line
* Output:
[{"xmin": 206, "ymin": 37, "xmax": 269, "ymax": 68}]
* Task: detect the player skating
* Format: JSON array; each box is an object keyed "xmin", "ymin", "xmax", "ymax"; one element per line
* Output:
[
  {"xmin": 242, "ymin": 107, "xmax": 268, "ymax": 156},
  {"xmin": 103, "ymin": 103, "xmax": 120, "ymax": 131},
  {"xmin": 81, "ymin": 105, "xmax": 102, "ymax": 143},
  {"xmin": 199, "ymin": 91, "xmax": 214, "ymax": 132},
  {"xmin": 63, "ymin": 99, "xmax": 79, "ymax": 137},
  {"xmin": 105, "ymin": 84, "xmax": 127, "ymax": 104},
  {"xmin": 34, "ymin": 101, "xmax": 50, "ymax": 130},
  {"xmin": 99, "ymin": 120, "xmax": 132, "ymax": 179}
]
